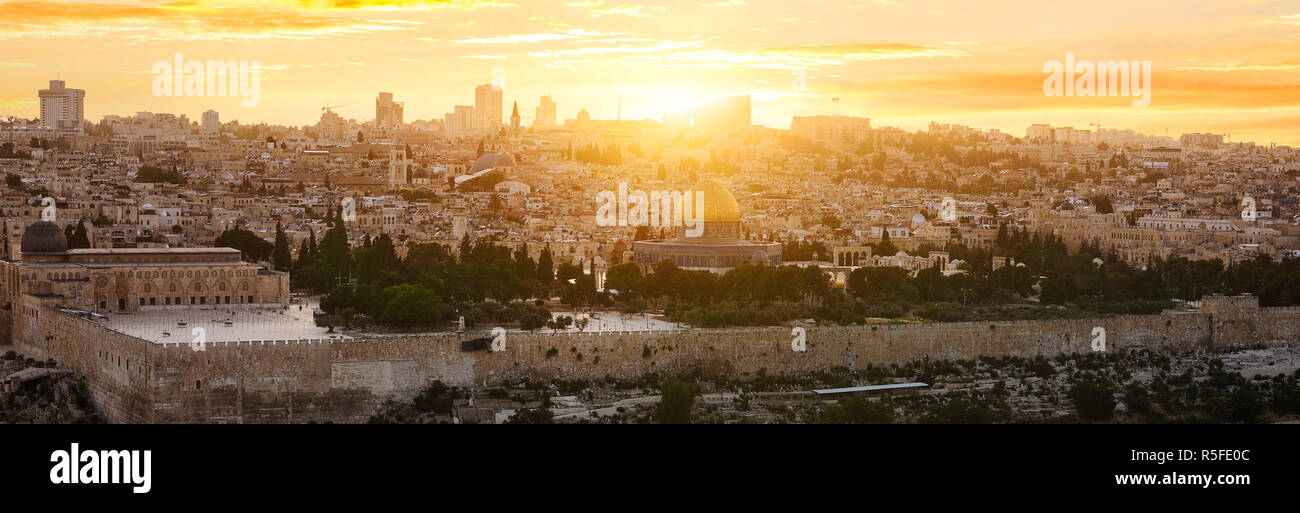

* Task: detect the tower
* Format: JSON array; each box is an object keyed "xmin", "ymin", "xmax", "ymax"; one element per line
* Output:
[
  {"xmin": 38, "ymin": 79, "xmax": 86, "ymax": 130},
  {"xmin": 474, "ymin": 84, "xmax": 503, "ymax": 131},
  {"xmin": 388, "ymin": 137, "xmax": 411, "ymax": 191},
  {"xmin": 201, "ymin": 110, "xmax": 220, "ymax": 133},
  {"xmin": 375, "ymin": 92, "xmax": 403, "ymax": 136},
  {"xmin": 510, "ymin": 101, "xmax": 521, "ymax": 132},
  {"xmin": 534, "ymin": 95, "xmax": 556, "ymax": 128}
]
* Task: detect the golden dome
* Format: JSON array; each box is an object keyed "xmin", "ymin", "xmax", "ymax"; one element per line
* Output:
[{"xmin": 685, "ymin": 178, "xmax": 740, "ymax": 224}]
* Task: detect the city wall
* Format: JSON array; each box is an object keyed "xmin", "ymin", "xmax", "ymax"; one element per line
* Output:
[
  {"xmin": 15, "ymin": 295, "xmax": 154, "ymax": 423},
  {"xmin": 14, "ymin": 296, "xmax": 1300, "ymax": 423}
]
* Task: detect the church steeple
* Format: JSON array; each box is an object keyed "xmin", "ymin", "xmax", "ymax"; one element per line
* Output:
[{"xmin": 510, "ymin": 101, "xmax": 521, "ymax": 131}]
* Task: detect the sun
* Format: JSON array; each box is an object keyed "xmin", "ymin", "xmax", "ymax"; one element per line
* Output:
[{"xmin": 650, "ymin": 87, "xmax": 710, "ymax": 119}]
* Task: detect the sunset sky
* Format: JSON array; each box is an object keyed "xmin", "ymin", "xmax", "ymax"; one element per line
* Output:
[{"xmin": 1, "ymin": 0, "xmax": 1297, "ymax": 144}]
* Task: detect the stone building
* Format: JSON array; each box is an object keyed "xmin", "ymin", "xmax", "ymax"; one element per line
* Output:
[
  {"xmin": 0, "ymin": 220, "xmax": 289, "ymax": 317},
  {"xmin": 632, "ymin": 179, "xmax": 783, "ymax": 273}
]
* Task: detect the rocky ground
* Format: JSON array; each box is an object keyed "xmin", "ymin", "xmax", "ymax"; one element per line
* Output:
[
  {"xmin": 371, "ymin": 345, "xmax": 1300, "ymax": 424},
  {"xmin": 1, "ymin": 349, "xmax": 104, "ymax": 424}
]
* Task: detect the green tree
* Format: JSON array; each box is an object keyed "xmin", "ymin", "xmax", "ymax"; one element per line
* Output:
[
  {"xmin": 273, "ymin": 222, "xmax": 292, "ymax": 271},
  {"xmin": 603, "ymin": 262, "xmax": 643, "ymax": 295},
  {"xmin": 536, "ymin": 245, "xmax": 554, "ymax": 286},
  {"xmin": 874, "ymin": 229, "xmax": 898, "ymax": 256},
  {"xmin": 506, "ymin": 395, "xmax": 554, "ymax": 424},
  {"xmin": 379, "ymin": 284, "xmax": 444, "ymax": 328},
  {"xmin": 656, "ymin": 377, "xmax": 697, "ymax": 424},
  {"xmin": 134, "ymin": 165, "xmax": 187, "ymax": 184},
  {"xmin": 1090, "ymin": 195, "xmax": 1114, "ymax": 214},
  {"xmin": 215, "ymin": 228, "xmax": 275, "ymax": 262},
  {"xmin": 1070, "ymin": 378, "xmax": 1116, "ymax": 422},
  {"xmin": 69, "ymin": 220, "xmax": 91, "ymax": 249},
  {"xmin": 4, "ymin": 173, "xmax": 23, "ymax": 190}
]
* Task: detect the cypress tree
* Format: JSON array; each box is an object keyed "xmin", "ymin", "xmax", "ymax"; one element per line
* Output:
[{"xmin": 273, "ymin": 222, "xmax": 292, "ymax": 271}]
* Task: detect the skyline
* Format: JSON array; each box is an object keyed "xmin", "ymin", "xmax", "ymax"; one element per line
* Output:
[{"xmin": 0, "ymin": 0, "xmax": 1298, "ymax": 144}]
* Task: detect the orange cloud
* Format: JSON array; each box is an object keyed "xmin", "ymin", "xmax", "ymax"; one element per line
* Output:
[
  {"xmin": 292, "ymin": 0, "xmax": 512, "ymax": 9},
  {"xmin": 760, "ymin": 43, "xmax": 964, "ymax": 59},
  {"xmin": 0, "ymin": 0, "xmax": 431, "ymax": 40},
  {"xmin": 822, "ymin": 70, "xmax": 1300, "ymax": 113}
]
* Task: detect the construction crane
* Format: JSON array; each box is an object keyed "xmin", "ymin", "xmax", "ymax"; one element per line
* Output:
[{"xmin": 321, "ymin": 103, "xmax": 346, "ymax": 113}]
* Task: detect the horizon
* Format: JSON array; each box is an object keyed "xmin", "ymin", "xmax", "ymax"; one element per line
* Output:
[{"xmin": 0, "ymin": 0, "xmax": 1297, "ymax": 145}]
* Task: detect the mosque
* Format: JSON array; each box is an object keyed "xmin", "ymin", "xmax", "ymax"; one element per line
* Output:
[
  {"xmin": 0, "ymin": 220, "xmax": 290, "ymax": 341},
  {"xmin": 631, "ymin": 179, "xmax": 782, "ymax": 273}
]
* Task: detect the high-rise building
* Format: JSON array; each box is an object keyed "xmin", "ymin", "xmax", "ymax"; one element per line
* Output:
[
  {"xmin": 375, "ymin": 92, "xmax": 403, "ymax": 130},
  {"xmin": 474, "ymin": 84, "xmax": 502, "ymax": 131},
  {"xmin": 534, "ymin": 95, "xmax": 556, "ymax": 128},
  {"xmin": 1180, "ymin": 132, "xmax": 1224, "ymax": 147},
  {"xmin": 445, "ymin": 105, "xmax": 475, "ymax": 139},
  {"xmin": 317, "ymin": 110, "xmax": 345, "ymax": 143},
  {"xmin": 789, "ymin": 115, "xmax": 871, "ymax": 148},
  {"xmin": 201, "ymin": 109, "xmax": 220, "ymax": 133},
  {"xmin": 1026, "ymin": 123, "xmax": 1054, "ymax": 141},
  {"xmin": 38, "ymin": 79, "xmax": 85, "ymax": 130}
]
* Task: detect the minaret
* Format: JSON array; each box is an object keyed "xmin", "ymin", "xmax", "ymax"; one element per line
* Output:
[{"xmin": 510, "ymin": 101, "xmax": 521, "ymax": 132}]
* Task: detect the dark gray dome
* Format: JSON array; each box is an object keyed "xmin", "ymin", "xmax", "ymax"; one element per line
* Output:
[
  {"xmin": 469, "ymin": 153, "xmax": 516, "ymax": 174},
  {"xmin": 21, "ymin": 221, "xmax": 68, "ymax": 254}
]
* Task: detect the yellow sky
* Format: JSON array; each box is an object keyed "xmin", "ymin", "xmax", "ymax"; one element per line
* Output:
[{"xmin": 2, "ymin": 0, "xmax": 1298, "ymax": 144}]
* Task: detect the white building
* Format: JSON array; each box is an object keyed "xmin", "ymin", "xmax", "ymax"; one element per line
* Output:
[
  {"xmin": 474, "ymin": 84, "xmax": 502, "ymax": 132},
  {"xmin": 201, "ymin": 110, "xmax": 220, "ymax": 133},
  {"xmin": 534, "ymin": 95, "xmax": 556, "ymax": 128},
  {"xmin": 38, "ymin": 79, "xmax": 85, "ymax": 130}
]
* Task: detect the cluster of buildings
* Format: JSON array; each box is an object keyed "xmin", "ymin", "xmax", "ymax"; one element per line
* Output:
[{"xmin": 0, "ymin": 77, "xmax": 1296, "ymax": 308}]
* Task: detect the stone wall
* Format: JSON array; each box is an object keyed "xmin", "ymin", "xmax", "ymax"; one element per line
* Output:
[
  {"xmin": 147, "ymin": 336, "xmax": 475, "ymax": 424},
  {"xmin": 1202, "ymin": 295, "xmax": 1264, "ymax": 347},
  {"xmin": 144, "ymin": 311, "xmax": 1219, "ymax": 423},
  {"xmin": 14, "ymin": 294, "xmax": 1300, "ymax": 424},
  {"xmin": 1260, "ymin": 306, "xmax": 1300, "ymax": 345},
  {"xmin": 14, "ymin": 297, "xmax": 154, "ymax": 423}
]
